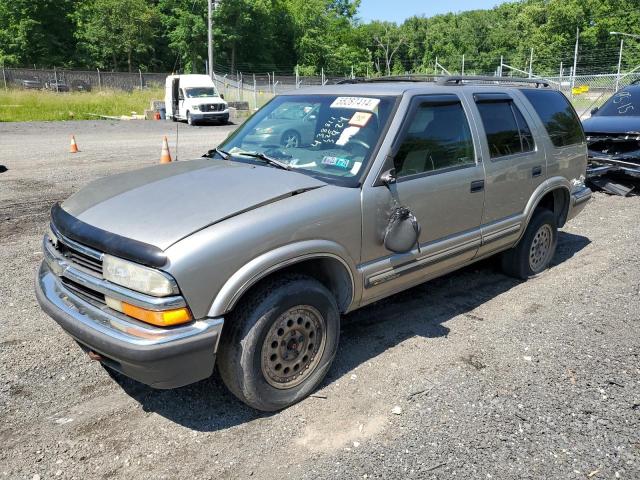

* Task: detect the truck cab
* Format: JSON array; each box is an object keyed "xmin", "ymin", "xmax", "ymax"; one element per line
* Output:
[{"xmin": 165, "ymin": 74, "xmax": 229, "ymax": 125}]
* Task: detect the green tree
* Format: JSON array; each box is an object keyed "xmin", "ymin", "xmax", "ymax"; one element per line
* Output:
[
  {"xmin": 158, "ymin": 0, "xmax": 207, "ymax": 74},
  {"xmin": 0, "ymin": 0, "xmax": 78, "ymax": 67},
  {"xmin": 74, "ymin": 0, "xmax": 158, "ymax": 72}
]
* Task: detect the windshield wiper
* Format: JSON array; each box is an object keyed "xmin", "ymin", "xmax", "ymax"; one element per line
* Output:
[
  {"xmin": 236, "ymin": 152, "xmax": 291, "ymax": 170},
  {"xmin": 208, "ymin": 147, "xmax": 230, "ymax": 160}
]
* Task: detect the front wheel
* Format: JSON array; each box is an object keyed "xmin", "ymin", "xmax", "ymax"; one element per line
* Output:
[
  {"xmin": 281, "ymin": 130, "xmax": 301, "ymax": 148},
  {"xmin": 501, "ymin": 208, "xmax": 558, "ymax": 279},
  {"xmin": 217, "ymin": 274, "xmax": 340, "ymax": 411},
  {"xmin": 187, "ymin": 111, "xmax": 196, "ymax": 126}
]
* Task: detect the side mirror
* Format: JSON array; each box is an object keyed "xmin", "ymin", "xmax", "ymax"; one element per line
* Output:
[
  {"xmin": 220, "ymin": 94, "xmax": 225, "ymax": 100},
  {"xmin": 590, "ymin": 106, "xmax": 599, "ymax": 116},
  {"xmin": 380, "ymin": 168, "xmax": 397, "ymax": 185},
  {"xmin": 384, "ymin": 207, "xmax": 421, "ymax": 254}
]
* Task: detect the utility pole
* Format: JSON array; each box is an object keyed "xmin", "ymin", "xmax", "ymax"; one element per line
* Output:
[
  {"xmin": 208, "ymin": 0, "xmax": 216, "ymax": 79},
  {"xmin": 616, "ymin": 38, "xmax": 624, "ymax": 91},
  {"xmin": 572, "ymin": 27, "xmax": 579, "ymax": 93},
  {"xmin": 528, "ymin": 48, "xmax": 534, "ymax": 78},
  {"xmin": 610, "ymin": 32, "xmax": 640, "ymax": 91}
]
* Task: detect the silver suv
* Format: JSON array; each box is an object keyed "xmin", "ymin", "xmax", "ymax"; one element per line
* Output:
[{"xmin": 36, "ymin": 76, "xmax": 592, "ymax": 411}]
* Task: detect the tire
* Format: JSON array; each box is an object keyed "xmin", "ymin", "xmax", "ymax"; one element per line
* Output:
[
  {"xmin": 170, "ymin": 114, "xmax": 177, "ymax": 122},
  {"xmin": 281, "ymin": 130, "xmax": 301, "ymax": 148},
  {"xmin": 186, "ymin": 111, "xmax": 196, "ymax": 126},
  {"xmin": 501, "ymin": 208, "xmax": 558, "ymax": 279},
  {"xmin": 218, "ymin": 274, "xmax": 340, "ymax": 411}
]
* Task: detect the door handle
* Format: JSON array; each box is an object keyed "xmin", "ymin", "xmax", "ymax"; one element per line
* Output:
[
  {"xmin": 532, "ymin": 165, "xmax": 542, "ymax": 177},
  {"xmin": 470, "ymin": 180, "xmax": 485, "ymax": 193}
]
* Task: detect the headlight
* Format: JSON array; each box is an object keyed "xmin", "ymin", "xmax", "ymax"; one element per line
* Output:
[
  {"xmin": 193, "ymin": 105, "xmax": 200, "ymax": 111},
  {"xmin": 103, "ymin": 254, "xmax": 177, "ymax": 297},
  {"xmin": 255, "ymin": 127, "xmax": 274, "ymax": 134}
]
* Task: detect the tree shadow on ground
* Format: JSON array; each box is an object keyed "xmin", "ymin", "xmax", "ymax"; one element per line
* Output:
[{"xmin": 113, "ymin": 231, "xmax": 591, "ymax": 432}]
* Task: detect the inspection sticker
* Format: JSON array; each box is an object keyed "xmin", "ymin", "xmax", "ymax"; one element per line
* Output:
[
  {"xmin": 349, "ymin": 111, "xmax": 372, "ymax": 127},
  {"xmin": 330, "ymin": 97, "xmax": 380, "ymax": 112},
  {"xmin": 321, "ymin": 156, "xmax": 351, "ymax": 169}
]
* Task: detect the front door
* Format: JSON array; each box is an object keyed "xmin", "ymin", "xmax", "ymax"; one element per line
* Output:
[{"xmin": 360, "ymin": 94, "xmax": 486, "ymax": 305}]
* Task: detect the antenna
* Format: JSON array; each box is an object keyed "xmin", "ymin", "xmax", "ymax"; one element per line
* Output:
[{"xmin": 175, "ymin": 119, "xmax": 179, "ymax": 161}]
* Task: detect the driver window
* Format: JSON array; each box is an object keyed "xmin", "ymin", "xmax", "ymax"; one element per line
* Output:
[{"xmin": 394, "ymin": 101, "xmax": 475, "ymax": 178}]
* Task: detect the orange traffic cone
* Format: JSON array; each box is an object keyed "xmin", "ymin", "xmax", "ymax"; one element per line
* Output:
[
  {"xmin": 160, "ymin": 136, "xmax": 172, "ymax": 164},
  {"xmin": 70, "ymin": 135, "xmax": 79, "ymax": 153}
]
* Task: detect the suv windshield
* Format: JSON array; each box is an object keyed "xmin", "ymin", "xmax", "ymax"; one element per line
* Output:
[
  {"xmin": 595, "ymin": 87, "xmax": 639, "ymax": 116},
  {"xmin": 185, "ymin": 87, "xmax": 218, "ymax": 98},
  {"xmin": 218, "ymin": 94, "xmax": 397, "ymax": 186}
]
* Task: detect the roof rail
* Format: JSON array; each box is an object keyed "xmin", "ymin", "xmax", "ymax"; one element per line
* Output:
[
  {"xmin": 335, "ymin": 75, "xmax": 438, "ymax": 85},
  {"xmin": 437, "ymin": 75, "xmax": 550, "ymax": 88}
]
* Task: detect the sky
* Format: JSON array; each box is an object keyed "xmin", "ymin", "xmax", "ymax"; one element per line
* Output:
[{"xmin": 358, "ymin": 0, "xmax": 507, "ymax": 24}]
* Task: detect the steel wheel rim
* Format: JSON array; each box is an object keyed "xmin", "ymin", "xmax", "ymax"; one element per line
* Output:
[
  {"xmin": 261, "ymin": 305, "xmax": 327, "ymax": 389},
  {"xmin": 529, "ymin": 224, "xmax": 553, "ymax": 272},
  {"xmin": 283, "ymin": 134, "xmax": 299, "ymax": 148}
]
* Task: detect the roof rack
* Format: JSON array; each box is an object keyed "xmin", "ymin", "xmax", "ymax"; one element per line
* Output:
[
  {"xmin": 336, "ymin": 75, "xmax": 438, "ymax": 84},
  {"xmin": 336, "ymin": 75, "xmax": 551, "ymax": 88},
  {"xmin": 437, "ymin": 75, "xmax": 550, "ymax": 88}
]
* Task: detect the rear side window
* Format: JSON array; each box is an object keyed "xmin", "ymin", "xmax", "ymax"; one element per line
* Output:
[
  {"xmin": 476, "ymin": 100, "xmax": 535, "ymax": 158},
  {"xmin": 394, "ymin": 99, "xmax": 475, "ymax": 178},
  {"xmin": 521, "ymin": 89, "xmax": 584, "ymax": 147}
]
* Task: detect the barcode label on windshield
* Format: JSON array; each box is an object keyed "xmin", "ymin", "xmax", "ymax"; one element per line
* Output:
[{"xmin": 330, "ymin": 97, "xmax": 380, "ymax": 112}]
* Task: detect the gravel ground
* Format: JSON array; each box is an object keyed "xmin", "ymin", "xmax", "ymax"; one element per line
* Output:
[{"xmin": 1, "ymin": 121, "xmax": 639, "ymax": 480}]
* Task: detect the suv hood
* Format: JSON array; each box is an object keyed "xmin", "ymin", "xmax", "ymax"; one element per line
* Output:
[
  {"xmin": 61, "ymin": 159, "xmax": 325, "ymax": 251},
  {"xmin": 582, "ymin": 115, "xmax": 640, "ymax": 135}
]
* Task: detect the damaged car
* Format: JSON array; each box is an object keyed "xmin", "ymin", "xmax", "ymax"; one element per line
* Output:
[
  {"xmin": 583, "ymin": 81, "xmax": 640, "ymax": 195},
  {"xmin": 36, "ymin": 76, "xmax": 591, "ymax": 411}
]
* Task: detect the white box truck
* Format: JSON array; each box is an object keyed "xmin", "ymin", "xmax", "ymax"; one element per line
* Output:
[{"xmin": 165, "ymin": 74, "xmax": 229, "ymax": 125}]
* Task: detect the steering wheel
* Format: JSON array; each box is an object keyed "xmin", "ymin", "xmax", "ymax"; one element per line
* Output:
[{"xmin": 346, "ymin": 138, "xmax": 370, "ymax": 150}]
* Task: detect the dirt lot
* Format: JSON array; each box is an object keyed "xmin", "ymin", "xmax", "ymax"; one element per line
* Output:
[{"xmin": 1, "ymin": 120, "xmax": 639, "ymax": 479}]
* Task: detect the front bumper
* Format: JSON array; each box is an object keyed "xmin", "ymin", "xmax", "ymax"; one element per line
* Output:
[
  {"xmin": 191, "ymin": 110, "xmax": 229, "ymax": 122},
  {"xmin": 35, "ymin": 260, "xmax": 223, "ymax": 389}
]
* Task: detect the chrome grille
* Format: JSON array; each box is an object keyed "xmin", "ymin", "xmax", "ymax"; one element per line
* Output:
[
  {"xmin": 49, "ymin": 224, "xmax": 103, "ymax": 276},
  {"xmin": 61, "ymin": 277, "xmax": 106, "ymax": 305},
  {"xmin": 201, "ymin": 103, "xmax": 224, "ymax": 112}
]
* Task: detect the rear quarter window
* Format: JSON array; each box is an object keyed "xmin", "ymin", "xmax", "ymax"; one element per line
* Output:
[{"xmin": 520, "ymin": 89, "xmax": 585, "ymax": 147}]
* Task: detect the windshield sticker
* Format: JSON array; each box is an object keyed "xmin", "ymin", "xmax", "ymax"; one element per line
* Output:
[
  {"xmin": 289, "ymin": 159, "xmax": 317, "ymax": 169},
  {"xmin": 321, "ymin": 156, "xmax": 351, "ymax": 169},
  {"xmin": 336, "ymin": 126, "xmax": 361, "ymax": 146},
  {"xmin": 330, "ymin": 97, "xmax": 380, "ymax": 112},
  {"xmin": 350, "ymin": 161, "xmax": 362, "ymax": 175},
  {"xmin": 349, "ymin": 112, "xmax": 372, "ymax": 128}
]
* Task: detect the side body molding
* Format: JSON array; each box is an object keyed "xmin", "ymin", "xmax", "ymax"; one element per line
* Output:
[{"xmin": 207, "ymin": 240, "xmax": 359, "ymax": 318}]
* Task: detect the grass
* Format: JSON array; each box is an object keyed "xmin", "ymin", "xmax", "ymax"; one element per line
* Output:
[{"xmin": 0, "ymin": 88, "xmax": 164, "ymax": 122}]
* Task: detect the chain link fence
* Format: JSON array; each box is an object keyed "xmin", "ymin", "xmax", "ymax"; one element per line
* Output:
[
  {"xmin": 3, "ymin": 65, "xmax": 639, "ymax": 116},
  {"xmin": 1, "ymin": 67, "xmax": 167, "ymax": 92}
]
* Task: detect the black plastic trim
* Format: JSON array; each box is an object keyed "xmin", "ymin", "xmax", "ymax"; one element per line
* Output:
[
  {"xmin": 473, "ymin": 92, "xmax": 512, "ymax": 103},
  {"xmin": 51, "ymin": 203, "xmax": 168, "ymax": 268}
]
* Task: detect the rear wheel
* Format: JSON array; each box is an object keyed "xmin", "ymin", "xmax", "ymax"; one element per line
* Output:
[
  {"xmin": 501, "ymin": 209, "xmax": 558, "ymax": 279},
  {"xmin": 218, "ymin": 274, "xmax": 339, "ymax": 411}
]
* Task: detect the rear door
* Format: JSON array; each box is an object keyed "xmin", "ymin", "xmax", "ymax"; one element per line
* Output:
[
  {"xmin": 466, "ymin": 91, "xmax": 545, "ymax": 255},
  {"xmin": 360, "ymin": 93, "xmax": 485, "ymax": 304}
]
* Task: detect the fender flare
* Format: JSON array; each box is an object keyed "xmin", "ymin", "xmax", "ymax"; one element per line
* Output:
[
  {"xmin": 207, "ymin": 240, "xmax": 359, "ymax": 318},
  {"xmin": 518, "ymin": 176, "xmax": 571, "ymax": 242}
]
